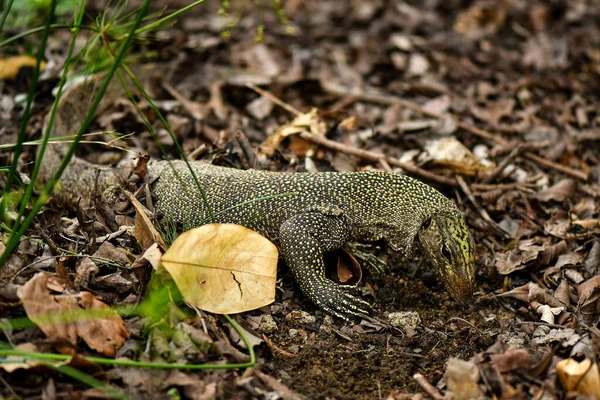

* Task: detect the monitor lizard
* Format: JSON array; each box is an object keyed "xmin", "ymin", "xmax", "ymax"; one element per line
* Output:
[{"xmin": 37, "ymin": 72, "xmax": 476, "ymax": 319}]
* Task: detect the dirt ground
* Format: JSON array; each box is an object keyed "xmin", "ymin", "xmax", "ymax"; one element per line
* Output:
[{"xmin": 1, "ymin": 1, "xmax": 600, "ymax": 399}]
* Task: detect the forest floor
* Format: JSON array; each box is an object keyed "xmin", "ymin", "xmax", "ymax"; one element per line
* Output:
[{"xmin": 1, "ymin": 1, "xmax": 600, "ymax": 399}]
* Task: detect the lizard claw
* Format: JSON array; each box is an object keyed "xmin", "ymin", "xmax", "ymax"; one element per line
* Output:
[{"xmin": 311, "ymin": 281, "xmax": 373, "ymax": 320}]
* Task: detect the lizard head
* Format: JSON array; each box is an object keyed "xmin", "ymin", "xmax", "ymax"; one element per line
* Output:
[{"xmin": 417, "ymin": 210, "xmax": 476, "ymax": 304}]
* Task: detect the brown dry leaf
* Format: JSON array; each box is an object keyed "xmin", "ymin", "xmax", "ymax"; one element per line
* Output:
[
  {"xmin": 498, "ymin": 282, "xmax": 564, "ymax": 309},
  {"xmin": 453, "ymin": 3, "xmax": 507, "ymax": 39},
  {"xmin": 76, "ymin": 292, "xmax": 129, "ymax": 357},
  {"xmin": 490, "ymin": 348, "xmax": 531, "ymax": 373},
  {"xmin": 91, "ymin": 241, "xmax": 130, "ymax": 266},
  {"xmin": 576, "ymin": 275, "xmax": 600, "ymax": 323},
  {"xmin": 17, "ymin": 273, "xmax": 129, "ymax": 357},
  {"xmin": 446, "ymin": 358, "xmax": 482, "ymax": 400},
  {"xmin": 497, "ymin": 283, "xmax": 530, "ymax": 302},
  {"xmin": 74, "ymin": 257, "xmax": 99, "ymax": 289},
  {"xmin": 495, "ymin": 238, "xmax": 549, "ymax": 275},
  {"xmin": 260, "ymin": 108, "xmax": 327, "ymax": 156},
  {"xmin": 535, "ymin": 179, "xmax": 576, "ymax": 202},
  {"xmin": 126, "ymin": 191, "xmax": 166, "ymax": 251},
  {"xmin": 423, "ymin": 137, "xmax": 494, "ymax": 176},
  {"xmin": 544, "ymin": 217, "xmax": 570, "ymax": 238},
  {"xmin": 336, "ymin": 248, "xmax": 362, "ymax": 285},
  {"xmin": 556, "ymin": 358, "xmax": 600, "ymax": 399},
  {"xmin": 473, "ymin": 98, "xmax": 516, "ymax": 125},
  {"xmin": 161, "ymin": 223, "xmax": 278, "ymax": 314},
  {"xmin": 0, "ymin": 56, "xmax": 47, "ymax": 80}
]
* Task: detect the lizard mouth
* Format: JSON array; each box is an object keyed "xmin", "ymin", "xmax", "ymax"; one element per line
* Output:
[{"xmin": 442, "ymin": 266, "xmax": 476, "ymax": 304}]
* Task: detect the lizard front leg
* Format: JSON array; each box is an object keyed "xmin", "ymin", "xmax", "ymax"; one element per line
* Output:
[{"xmin": 279, "ymin": 212, "xmax": 372, "ymax": 319}]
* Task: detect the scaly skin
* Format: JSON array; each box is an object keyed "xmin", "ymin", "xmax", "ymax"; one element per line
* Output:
[{"xmin": 151, "ymin": 162, "xmax": 477, "ymax": 319}]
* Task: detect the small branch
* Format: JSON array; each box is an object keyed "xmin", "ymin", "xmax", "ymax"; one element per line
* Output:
[
  {"xmin": 413, "ymin": 373, "xmax": 444, "ymax": 400},
  {"xmin": 524, "ymin": 151, "xmax": 588, "ymax": 181},
  {"xmin": 248, "ymin": 82, "xmax": 550, "ymax": 191},
  {"xmin": 457, "ymin": 176, "xmax": 510, "ymax": 238},
  {"xmin": 480, "ymin": 145, "xmax": 522, "ymax": 184},
  {"xmin": 234, "ymin": 130, "xmax": 260, "ymax": 169},
  {"xmin": 246, "ymin": 82, "xmax": 301, "ymax": 116},
  {"xmin": 300, "ymin": 132, "xmax": 456, "ymax": 186}
]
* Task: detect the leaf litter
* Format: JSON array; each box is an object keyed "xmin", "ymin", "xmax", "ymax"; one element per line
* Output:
[{"xmin": 1, "ymin": 0, "xmax": 600, "ymax": 398}]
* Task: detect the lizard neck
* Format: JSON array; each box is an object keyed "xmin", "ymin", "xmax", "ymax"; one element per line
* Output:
[{"xmin": 347, "ymin": 172, "xmax": 456, "ymax": 256}]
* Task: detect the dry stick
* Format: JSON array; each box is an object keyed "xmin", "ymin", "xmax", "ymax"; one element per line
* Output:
[
  {"xmin": 299, "ymin": 132, "xmax": 456, "ymax": 186},
  {"xmin": 377, "ymin": 158, "xmax": 393, "ymax": 172},
  {"xmin": 525, "ymin": 151, "xmax": 588, "ymax": 180},
  {"xmin": 300, "ymin": 132, "xmax": 536, "ymax": 192},
  {"xmin": 456, "ymin": 176, "xmax": 510, "ymax": 238},
  {"xmin": 481, "ymin": 145, "xmax": 522, "ymax": 184},
  {"xmin": 246, "ymin": 83, "xmax": 537, "ymax": 192},
  {"xmin": 234, "ymin": 130, "xmax": 259, "ymax": 169},
  {"xmin": 322, "ymin": 81, "xmax": 589, "ymax": 181},
  {"xmin": 245, "ymin": 82, "xmax": 301, "ymax": 116},
  {"xmin": 413, "ymin": 373, "xmax": 444, "ymax": 400}
]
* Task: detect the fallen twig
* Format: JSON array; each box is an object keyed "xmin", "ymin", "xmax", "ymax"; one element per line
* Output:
[
  {"xmin": 413, "ymin": 373, "xmax": 444, "ymax": 400},
  {"xmin": 456, "ymin": 176, "xmax": 510, "ymax": 238},
  {"xmin": 299, "ymin": 132, "xmax": 457, "ymax": 186}
]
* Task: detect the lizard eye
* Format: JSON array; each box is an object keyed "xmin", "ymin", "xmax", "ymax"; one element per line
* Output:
[
  {"xmin": 441, "ymin": 244, "xmax": 452, "ymax": 259},
  {"xmin": 422, "ymin": 219, "xmax": 432, "ymax": 230}
]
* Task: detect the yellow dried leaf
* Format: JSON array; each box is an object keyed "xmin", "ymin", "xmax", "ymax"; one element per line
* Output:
[
  {"xmin": 424, "ymin": 137, "xmax": 494, "ymax": 175},
  {"xmin": 0, "ymin": 56, "xmax": 47, "ymax": 80},
  {"xmin": 260, "ymin": 108, "xmax": 326, "ymax": 156},
  {"xmin": 161, "ymin": 224, "xmax": 279, "ymax": 314},
  {"xmin": 557, "ymin": 358, "xmax": 600, "ymax": 398}
]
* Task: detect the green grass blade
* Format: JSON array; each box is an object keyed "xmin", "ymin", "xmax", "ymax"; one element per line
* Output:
[
  {"xmin": 0, "ymin": 313, "xmax": 255, "ymax": 371},
  {"xmin": 14, "ymin": 0, "xmax": 87, "ymax": 233},
  {"xmin": 118, "ymin": 65, "xmax": 216, "ymax": 222},
  {"xmin": 0, "ymin": 0, "xmax": 57, "ymax": 225},
  {"xmin": 0, "ymin": 24, "xmax": 92, "ymax": 47},
  {"xmin": 0, "ymin": 0, "xmax": 154, "ymax": 270},
  {"xmin": 50, "ymin": 364, "xmax": 130, "ymax": 400},
  {"xmin": 0, "ymin": 0, "xmax": 15, "ymax": 32}
]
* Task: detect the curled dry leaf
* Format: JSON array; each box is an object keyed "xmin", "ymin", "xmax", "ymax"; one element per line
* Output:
[
  {"xmin": 446, "ymin": 358, "xmax": 482, "ymax": 400},
  {"xmin": 495, "ymin": 238, "xmax": 549, "ymax": 275},
  {"xmin": 161, "ymin": 223, "xmax": 278, "ymax": 314},
  {"xmin": 260, "ymin": 108, "xmax": 327, "ymax": 157},
  {"xmin": 423, "ymin": 137, "xmax": 494, "ymax": 176},
  {"xmin": 554, "ymin": 279, "xmax": 571, "ymax": 307},
  {"xmin": 499, "ymin": 283, "xmax": 564, "ymax": 309},
  {"xmin": 576, "ymin": 275, "xmax": 600, "ymax": 324},
  {"xmin": 535, "ymin": 304, "xmax": 564, "ymax": 324},
  {"xmin": 336, "ymin": 248, "xmax": 362, "ymax": 284},
  {"xmin": 489, "ymin": 348, "xmax": 531, "ymax": 373},
  {"xmin": 92, "ymin": 241, "xmax": 130, "ymax": 266},
  {"xmin": 535, "ymin": 179, "xmax": 576, "ymax": 202},
  {"xmin": 17, "ymin": 273, "xmax": 129, "ymax": 357},
  {"xmin": 127, "ymin": 191, "xmax": 166, "ymax": 251},
  {"xmin": 556, "ymin": 358, "xmax": 600, "ymax": 399}
]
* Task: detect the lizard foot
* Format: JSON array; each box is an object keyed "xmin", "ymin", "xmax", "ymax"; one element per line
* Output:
[
  {"xmin": 347, "ymin": 244, "xmax": 388, "ymax": 279},
  {"xmin": 311, "ymin": 281, "xmax": 373, "ymax": 321}
]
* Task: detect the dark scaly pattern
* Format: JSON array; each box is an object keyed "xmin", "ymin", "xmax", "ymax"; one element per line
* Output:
[{"xmin": 152, "ymin": 162, "xmax": 477, "ymax": 318}]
